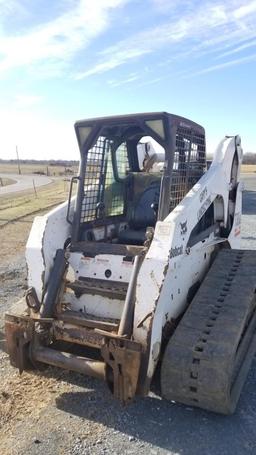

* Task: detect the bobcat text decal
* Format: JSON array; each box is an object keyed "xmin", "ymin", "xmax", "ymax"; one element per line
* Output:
[{"xmin": 199, "ymin": 187, "xmax": 208, "ymax": 203}]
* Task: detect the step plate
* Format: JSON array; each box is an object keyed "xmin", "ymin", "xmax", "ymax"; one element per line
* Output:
[{"xmin": 161, "ymin": 249, "xmax": 256, "ymax": 414}]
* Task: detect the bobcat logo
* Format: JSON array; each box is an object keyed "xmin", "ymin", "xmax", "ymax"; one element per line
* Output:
[{"xmin": 180, "ymin": 220, "xmax": 187, "ymax": 235}]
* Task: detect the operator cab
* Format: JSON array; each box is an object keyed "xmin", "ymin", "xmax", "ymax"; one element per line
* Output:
[{"xmin": 69, "ymin": 112, "xmax": 206, "ymax": 247}]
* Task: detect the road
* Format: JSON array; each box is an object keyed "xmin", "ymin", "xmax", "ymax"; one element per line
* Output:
[
  {"xmin": 240, "ymin": 174, "xmax": 256, "ymax": 250},
  {"xmin": 0, "ymin": 173, "xmax": 52, "ymax": 196},
  {"xmin": 0, "ymin": 173, "xmax": 256, "ymax": 455}
]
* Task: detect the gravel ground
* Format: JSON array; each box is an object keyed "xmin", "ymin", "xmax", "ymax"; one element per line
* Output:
[{"xmin": 0, "ymin": 174, "xmax": 256, "ymax": 455}]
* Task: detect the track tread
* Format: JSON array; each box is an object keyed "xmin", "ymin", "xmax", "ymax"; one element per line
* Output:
[{"xmin": 161, "ymin": 249, "xmax": 256, "ymax": 414}]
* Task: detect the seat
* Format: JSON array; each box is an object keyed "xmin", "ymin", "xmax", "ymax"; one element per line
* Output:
[{"xmin": 118, "ymin": 178, "xmax": 160, "ymax": 245}]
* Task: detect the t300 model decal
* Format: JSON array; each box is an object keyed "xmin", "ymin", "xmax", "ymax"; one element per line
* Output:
[{"xmin": 197, "ymin": 196, "xmax": 211, "ymax": 220}]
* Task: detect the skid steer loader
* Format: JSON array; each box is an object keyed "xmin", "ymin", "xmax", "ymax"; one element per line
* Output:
[{"xmin": 5, "ymin": 112, "xmax": 256, "ymax": 414}]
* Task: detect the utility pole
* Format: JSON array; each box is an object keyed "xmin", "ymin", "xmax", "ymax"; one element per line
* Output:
[{"xmin": 16, "ymin": 145, "xmax": 21, "ymax": 175}]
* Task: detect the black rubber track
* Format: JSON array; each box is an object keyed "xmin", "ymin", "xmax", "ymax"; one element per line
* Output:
[{"xmin": 161, "ymin": 249, "xmax": 256, "ymax": 414}]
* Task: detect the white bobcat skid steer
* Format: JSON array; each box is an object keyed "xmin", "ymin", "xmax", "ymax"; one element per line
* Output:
[{"xmin": 6, "ymin": 112, "xmax": 256, "ymax": 414}]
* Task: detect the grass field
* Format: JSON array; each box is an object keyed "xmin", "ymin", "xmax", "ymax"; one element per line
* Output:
[
  {"xmin": 0, "ymin": 162, "xmax": 78, "ymax": 176},
  {"xmin": 0, "ymin": 179, "xmax": 70, "ymax": 228},
  {"xmin": 1, "ymin": 161, "xmax": 255, "ymax": 175},
  {"xmin": 241, "ymin": 164, "xmax": 256, "ymax": 173},
  {"xmin": 0, "ymin": 177, "xmax": 16, "ymax": 187}
]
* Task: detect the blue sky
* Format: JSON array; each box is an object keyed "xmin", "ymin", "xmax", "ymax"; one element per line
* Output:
[{"xmin": 0, "ymin": 0, "xmax": 255, "ymax": 160}]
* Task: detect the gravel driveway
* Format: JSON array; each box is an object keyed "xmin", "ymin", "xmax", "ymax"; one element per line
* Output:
[{"xmin": 0, "ymin": 174, "xmax": 256, "ymax": 455}]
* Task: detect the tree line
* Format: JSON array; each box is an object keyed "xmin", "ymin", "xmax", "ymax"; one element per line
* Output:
[
  {"xmin": 0, "ymin": 159, "xmax": 79, "ymax": 166},
  {"xmin": 242, "ymin": 153, "xmax": 256, "ymax": 164}
]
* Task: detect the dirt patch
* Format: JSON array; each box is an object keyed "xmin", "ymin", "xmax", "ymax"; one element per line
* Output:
[
  {"xmin": 0, "ymin": 222, "xmax": 30, "ymax": 262},
  {"xmin": 0, "ymin": 369, "xmax": 71, "ymax": 434}
]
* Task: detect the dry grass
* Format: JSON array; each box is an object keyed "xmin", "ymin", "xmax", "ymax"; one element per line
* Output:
[
  {"xmin": 0, "ymin": 177, "xmax": 15, "ymax": 187},
  {"xmin": 241, "ymin": 164, "xmax": 256, "ymax": 173},
  {"xmin": 0, "ymin": 162, "xmax": 78, "ymax": 176},
  {"xmin": 0, "ymin": 179, "xmax": 70, "ymax": 228}
]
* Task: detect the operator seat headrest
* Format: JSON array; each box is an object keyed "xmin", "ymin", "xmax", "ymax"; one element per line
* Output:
[
  {"xmin": 128, "ymin": 181, "xmax": 160, "ymax": 229},
  {"xmin": 118, "ymin": 172, "xmax": 161, "ymax": 245}
]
